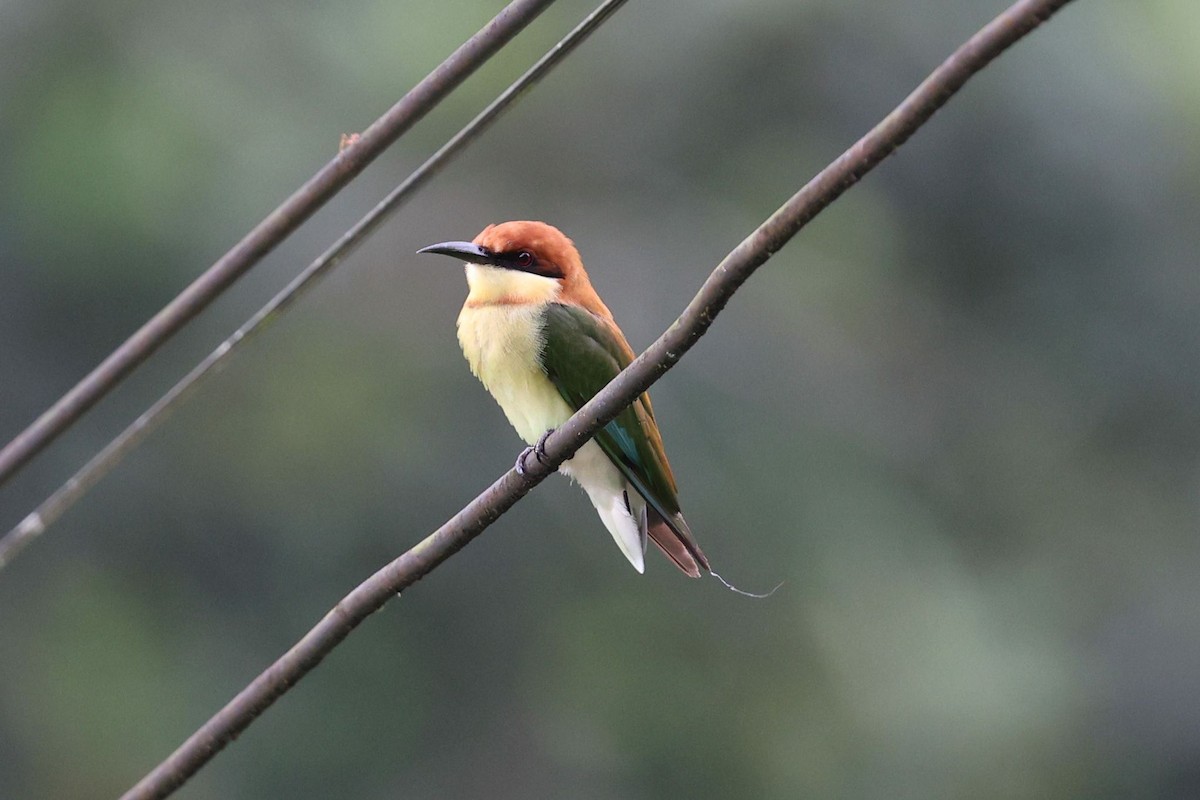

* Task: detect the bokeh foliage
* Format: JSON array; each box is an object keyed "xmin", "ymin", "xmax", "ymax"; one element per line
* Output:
[{"xmin": 2, "ymin": 0, "xmax": 1199, "ymax": 797}]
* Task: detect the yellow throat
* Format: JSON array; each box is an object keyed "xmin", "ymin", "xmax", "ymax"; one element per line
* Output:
[{"xmin": 455, "ymin": 263, "xmax": 572, "ymax": 444}]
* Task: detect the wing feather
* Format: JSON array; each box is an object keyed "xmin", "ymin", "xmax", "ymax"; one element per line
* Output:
[{"xmin": 539, "ymin": 303, "xmax": 708, "ymax": 574}]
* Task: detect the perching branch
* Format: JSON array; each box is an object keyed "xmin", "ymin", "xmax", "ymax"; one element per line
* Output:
[
  {"xmin": 0, "ymin": 0, "xmax": 558, "ymax": 487},
  {"xmin": 117, "ymin": 1, "xmax": 1075, "ymax": 798},
  {"xmin": 0, "ymin": 0, "xmax": 632, "ymax": 570}
]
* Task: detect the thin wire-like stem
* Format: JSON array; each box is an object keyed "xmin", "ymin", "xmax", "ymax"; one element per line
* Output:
[
  {"xmin": 117, "ymin": 2, "xmax": 1075, "ymax": 798},
  {"xmin": 0, "ymin": 0, "xmax": 631, "ymax": 571},
  {"xmin": 0, "ymin": 0, "xmax": 558, "ymax": 487}
]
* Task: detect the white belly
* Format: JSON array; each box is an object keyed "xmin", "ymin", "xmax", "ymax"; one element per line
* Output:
[
  {"xmin": 456, "ymin": 303, "xmax": 574, "ymax": 444},
  {"xmin": 456, "ymin": 301, "xmax": 647, "ymax": 572}
]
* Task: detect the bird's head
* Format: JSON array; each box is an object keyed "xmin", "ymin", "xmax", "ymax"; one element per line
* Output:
[{"xmin": 419, "ymin": 221, "xmax": 610, "ymax": 316}]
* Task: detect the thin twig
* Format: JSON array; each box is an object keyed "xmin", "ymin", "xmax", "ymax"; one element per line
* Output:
[
  {"xmin": 0, "ymin": 0, "xmax": 558, "ymax": 487},
  {"xmin": 117, "ymin": 2, "xmax": 1075, "ymax": 798},
  {"xmin": 0, "ymin": 0, "xmax": 632, "ymax": 571}
]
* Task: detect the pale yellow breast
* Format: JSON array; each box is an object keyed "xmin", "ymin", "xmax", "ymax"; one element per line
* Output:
[{"xmin": 456, "ymin": 302, "xmax": 575, "ymax": 445}]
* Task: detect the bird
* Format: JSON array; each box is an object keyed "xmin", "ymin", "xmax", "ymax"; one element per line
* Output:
[{"xmin": 418, "ymin": 221, "xmax": 710, "ymax": 577}]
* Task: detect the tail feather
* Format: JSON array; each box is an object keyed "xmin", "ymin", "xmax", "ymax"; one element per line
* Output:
[{"xmin": 646, "ymin": 508, "xmax": 709, "ymax": 578}]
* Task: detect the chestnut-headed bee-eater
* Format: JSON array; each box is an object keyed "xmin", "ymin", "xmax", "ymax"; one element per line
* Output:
[{"xmin": 419, "ymin": 221, "xmax": 710, "ymax": 577}]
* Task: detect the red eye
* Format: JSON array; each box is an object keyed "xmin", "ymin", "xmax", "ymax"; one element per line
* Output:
[{"xmin": 515, "ymin": 251, "xmax": 533, "ymax": 268}]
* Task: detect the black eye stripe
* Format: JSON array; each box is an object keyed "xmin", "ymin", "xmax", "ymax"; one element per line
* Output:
[{"xmin": 497, "ymin": 249, "xmax": 562, "ymax": 279}]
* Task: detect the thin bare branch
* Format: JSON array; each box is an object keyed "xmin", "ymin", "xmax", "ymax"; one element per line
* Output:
[
  {"xmin": 117, "ymin": 1, "xmax": 1075, "ymax": 798},
  {"xmin": 0, "ymin": 0, "xmax": 632, "ymax": 571},
  {"xmin": 0, "ymin": 0, "xmax": 558, "ymax": 487}
]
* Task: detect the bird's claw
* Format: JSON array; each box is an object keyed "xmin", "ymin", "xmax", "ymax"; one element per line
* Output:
[{"xmin": 515, "ymin": 428, "xmax": 555, "ymax": 476}]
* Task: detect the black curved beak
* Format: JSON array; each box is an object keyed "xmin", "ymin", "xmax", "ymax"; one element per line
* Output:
[{"xmin": 416, "ymin": 241, "xmax": 494, "ymax": 265}]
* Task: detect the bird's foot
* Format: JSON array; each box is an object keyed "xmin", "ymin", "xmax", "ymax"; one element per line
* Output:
[{"xmin": 515, "ymin": 428, "xmax": 555, "ymax": 476}]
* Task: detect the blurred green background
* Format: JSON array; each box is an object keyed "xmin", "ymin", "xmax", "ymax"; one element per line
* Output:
[{"xmin": 2, "ymin": 0, "xmax": 1199, "ymax": 797}]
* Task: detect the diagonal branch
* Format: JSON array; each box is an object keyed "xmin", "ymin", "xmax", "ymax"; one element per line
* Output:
[
  {"xmin": 0, "ymin": 0, "xmax": 632, "ymax": 571},
  {"xmin": 0, "ymin": 0, "xmax": 558, "ymax": 487},
  {"xmin": 118, "ymin": 1, "xmax": 1075, "ymax": 798}
]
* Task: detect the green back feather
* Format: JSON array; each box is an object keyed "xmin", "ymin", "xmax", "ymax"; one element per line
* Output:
[{"xmin": 539, "ymin": 303, "xmax": 681, "ymax": 519}]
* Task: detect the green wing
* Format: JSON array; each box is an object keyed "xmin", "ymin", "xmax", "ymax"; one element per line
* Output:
[{"xmin": 539, "ymin": 303, "xmax": 681, "ymax": 519}]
